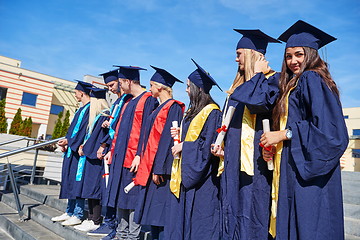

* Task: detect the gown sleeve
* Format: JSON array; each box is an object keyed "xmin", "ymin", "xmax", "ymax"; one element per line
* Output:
[
  {"xmin": 181, "ymin": 109, "xmax": 222, "ymax": 189},
  {"xmin": 288, "ymin": 71, "xmax": 349, "ymax": 181},
  {"xmin": 152, "ymin": 104, "xmax": 184, "ymax": 175},
  {"xmin": 230, "ymin": 72, "xmax": 280, "ymax": 114}
]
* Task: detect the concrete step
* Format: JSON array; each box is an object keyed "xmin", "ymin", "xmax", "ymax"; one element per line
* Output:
[
  {"xmin": 343, "ymin": 190, "xmax": 360, "ymax": 205},
  {"xmin": 0, "ymin": 202, "xmax": 64, "ymax": 240},
  {"xmin": 342, "ymin": 171, "xmax": 360, "ymax": 182},
  {"xmin": 20, "ymin": 184, "xmax": 67, "ymax": 212},
  {"xmin": 344, "ymin": 203, "xmax": 360, "ymax": 219},
  {"xmin": 0, "ymin": 191, "xmax": 100, "ymax": 240},
  {"xmin": 345, "ymin": 217, "xmax": 360, "ymax": 237},
  {"xmin": 0, "ymin": 228, "xmax": 15, "ymax": 240},
  {"xmin": 346, "ymin": 234, "xmax": 360, "ymax": 240}
]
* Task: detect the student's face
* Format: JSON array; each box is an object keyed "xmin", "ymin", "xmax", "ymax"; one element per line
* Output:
[
  {"xmin": 119, "ymin": 78, "xmax": 131, "ymax": 94},
  {"xmin": 285, "ymin": 47, "xmax": 305, "ymax": 75},
  {"xmin": 150, "ymin": 81, "xmax": 160, "ymax": 98},
  {"xmin": 186, "ymin": 79, "xmax": 191, "ymax": 97},
  {"xmin": 106, "ymin": 80, "xmax": 119, "ymax": 94},
  {"xmin": 74, "ymin": 90, "xmax": 83, "ymax": 102},
  {"xmin": 235, "ymin": 48, "xmax": 246, "ymax": 71}
]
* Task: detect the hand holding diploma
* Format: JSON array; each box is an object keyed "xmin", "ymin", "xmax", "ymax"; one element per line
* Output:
[
  {"xmin": 260, "ymin": 119, "xmax": 274, "ymax": 170},
  {"xmin": 107, "ymin": 104, "xmax": 119, "ymax": 127}
]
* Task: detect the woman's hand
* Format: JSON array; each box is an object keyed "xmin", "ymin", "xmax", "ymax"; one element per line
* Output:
[
  {"xmin": 58, "ymin": 138, "xmax": 68, "ymax": 147},
  {"xmin": 260, "ymin": 130, "xmax": 287, "ymax": 148},
  {"xmin": 254, "ymin": 56, "xmax": 271, "ymax": 74},
  {"xmin": 78, "ymin": 145, "xmax": 84, "ymax": 156},
  {"xmin": 152, "ymin": 174, "xmax": 164, "ymax": 185},
  {"xmin": 104, "ymin": 151, "xmax": 112, "ymax": 165},
  {"xmin": 97, "ymin": 144, "xmax": 106, "ymax": 160},
  {"xmin": 211, "ymin": 144, "xmax": 224, "ymax": 158},
  {"xmin": 170, "ymin": 127, "xmax": 180, "ymax": 138},
  {"xmin": 262, "ymin": 146, "xmax": 276, "ymax": 162},
  {"xmin": 130, "ymin": 155, "xmax": 140, "ymax": 173},
  {"xmin": 102, "ymin": 120, "xmax": 110, "ymax": 128},
  {"xmin": 171, "ymin": 142, "xmax": 183, "ymax": 157}
]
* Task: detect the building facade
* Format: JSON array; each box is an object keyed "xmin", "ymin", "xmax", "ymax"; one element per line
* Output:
[{"xmin": 342, "ymin": 107, "xmax": 360, "ymax": 172}]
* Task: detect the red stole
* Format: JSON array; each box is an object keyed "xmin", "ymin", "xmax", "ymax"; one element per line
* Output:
[
  {"xmin": 133, "ymin": 100, "xmax": 185, "ymax": 186},
  {"xmin": 123, "ymin": 92, "xmax": 153, "ymax": 168}
]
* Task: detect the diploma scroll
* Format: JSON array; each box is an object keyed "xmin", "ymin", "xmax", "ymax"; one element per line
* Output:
[
  {"xmin": 172, "ymin": 121, "xmax": 180, "ymax": 159},
  {"xmin": 214, "ymin": 106, "xmax": 236, "ymax": 146},
  {"xmin": 108, "ymin": 104, "xmax": 119, "ymax": 127},
  {"xmin": 124, "ymin": 181, "xmax": 135, "ymax": 194},
  {"xmin": 104, "ymin": 162, "xmax": 109, "ymax": 187},
  {"xmin": 262, "ymin": 119, "xmax": 274, "ymax": 171}
]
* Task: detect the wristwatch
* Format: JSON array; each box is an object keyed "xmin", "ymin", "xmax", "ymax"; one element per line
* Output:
[{"xmin": 285, "ymin": 129, "xmax": 292, "ymax": 140}]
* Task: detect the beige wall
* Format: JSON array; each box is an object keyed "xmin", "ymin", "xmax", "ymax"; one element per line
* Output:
[{"xmin": 342, "ymin": 107, "xmax": 360, "ymax": 172}]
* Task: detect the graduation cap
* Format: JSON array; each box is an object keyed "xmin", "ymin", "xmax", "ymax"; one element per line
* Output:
[
  {"xmin": 74, "ymin": 80, "xmax": 93, "ymax": 94},
  {"xmin": 113, "ymin": 65, "xmax": 147, "ymax": 82},
  {"xmin": 234, "ymin": 29, "xmax": 281, "ymax": 54},
  {"xmin": 278, "ymin": 20, "xmax": 336, "ymax": 50},
  {"xmin": 90, "ymin": 87, "xmax": 107, "ymax": 99},
  {"xmin": 188, "ymin": 59, "xmax": 222, "ymax": 94},
  {"xmin": 150, "ymin": 65, "xmax": 183, "ymax": 87},
  {"xmin": 99, "ymin": 69, "xmax": 119, "ymax": 84}
]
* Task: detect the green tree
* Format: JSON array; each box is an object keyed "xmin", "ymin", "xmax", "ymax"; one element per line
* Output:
[
  {"xmin": 9, "ymin": 108, "xmax": 23, "ymax": 135},
  {"xmin": 0, "ymin": 99, "xmax": 7, "ymax": 133},
  {"xmin": 19, "ymin": 118, "xmax": 28, "ymax": 136},
  {"xmin": 24, "ymin": 117, "xmax": 32, "ymax": 137},
  {"xmin": 52, "ymin": 111, "xmax": 63, "ymax": 139},
  {"xmin": 61, "ymin": 110, "xmax": 70, "ymax": 137}
]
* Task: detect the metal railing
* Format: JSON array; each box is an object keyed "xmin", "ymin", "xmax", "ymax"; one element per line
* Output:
[
  {"xmin": 0, "ymin": 136, "xmax": 39, "ymax": 147},
  {"xmin": 0, "ymin": 137, "xmax": 65, "ymax": 220}
]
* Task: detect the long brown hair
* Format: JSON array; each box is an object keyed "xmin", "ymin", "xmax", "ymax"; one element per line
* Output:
[
  {"xmin": 185, "ymin": 81, "xmax": 218, "ymax": 121},
  {"xmin": 272, "ymin": 47, "xmax": 339, "ymax": 130}
]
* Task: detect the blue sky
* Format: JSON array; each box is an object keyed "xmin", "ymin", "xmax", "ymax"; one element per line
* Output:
[{"xmin": 1, "ymin": 0, "xmax": 359, "ymax": 108}]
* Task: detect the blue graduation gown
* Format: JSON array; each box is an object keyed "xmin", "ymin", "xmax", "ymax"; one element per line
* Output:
[
  {"xmin": 73, "ymin": 114, "xmax": 109, "ymax": 199},
  {"xmin": 134, "ymin": 99, "xmax": 184, "ymax": 226},
  {"xmin": 104, "ymin": 92, "xmax": 158, "ymax": 209},
  {"xmin": 275, "ymin": 71, "xmax": 348, "ymax": 240},
  {"xmin": 59, "ymin": 103, "xmax": 90, "ymax": 199},
  {"xmin": 221, "ymin": 72, "xmax": 279, "ymax": 239},
  {"xmin": 165, "ymin": 109, "xmax": 222, "ymax": 240}
]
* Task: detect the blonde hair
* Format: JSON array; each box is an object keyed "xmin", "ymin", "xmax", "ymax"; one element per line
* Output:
[
  {"xmin": 152, "ymin": 81, "xmax": 173, "ymax": 98},
  {"xmin": 88, "ymin": 97, "xmax": 109, "ymax": 131},
  {"xmin": 227, "ymin": 49, "xmax": 264, "ymax": 95}
]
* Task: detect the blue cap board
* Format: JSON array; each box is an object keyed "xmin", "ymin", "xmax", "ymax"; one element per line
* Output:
[
  {"xmin": 113, "ymin": 65, "xmax": 147, "ymax": 82},
  {"xmin": 234, "ymin": 29, "xmax": 281, "ymax": 54},
  {"xmin": 188, "ymin": 59, "xmax": 222, "ymax": 94},
  {"xmin": 150, "ymin": 65, "xmax": 183, "ymax": 87},
  {"xmin": 278, "ymin": 20, "xmax": 336, "ymax": 50},
  {"xmin": 75, "ymin": 80, "xmax": 93, "ymax": 94},
  {"xmin": 90, "ymin": 87, "xmax": 107, "ymax": 99},
  {"xmin": 99, "ymin": 69, "xmax": 119, "ymax": 84}
]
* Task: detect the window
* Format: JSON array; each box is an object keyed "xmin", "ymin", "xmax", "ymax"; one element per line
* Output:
[
  {"xmin": 50, "ymin": 104, "xmax": 64, "ymax": 115},
  {"xmin": 353, "ymin": 129, "xmax": 360, "ymax": 136},
  {"xmin": 21, "ymin": 92, "xmax": 37, "ymax": 107},
  {"xmin": 344, "ymin": 115, "xmax": 349, "ymax": 119},
  {"xmin": 0, "ymin": 87, "xmax": 7, "ymax": 100},
  {"xmin": 352, "ymin": 149, "xmax": 360, "ymax": 158}
]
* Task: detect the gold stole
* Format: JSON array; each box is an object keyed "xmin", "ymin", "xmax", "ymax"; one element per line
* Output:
[
  {"xmin": 170, "ymin": 104, "xmax": 220, "ymax": 198},
  {"xmin": 269, "ymin": 82, "xmax": 298, "ymax": 238},
  {"xmin": 240, "ymin": 71, "xmax": 276, "ymax": 176}
]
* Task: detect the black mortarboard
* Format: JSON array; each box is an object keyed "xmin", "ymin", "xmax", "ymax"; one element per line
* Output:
[
  {"xmin": 99, "ymin": 69, "xmax": 119, "ymax": 84},
  {"xmin": 89, "ymin": 87, "xmax": 107, "ymax": 99},
  {"xmin": 278, "ymin": 20, "xmax": 336, "ymax": 50},
  {"xmin": 234, "ymin": 29, "xmax": 281, "ymax": 54},
  {"xmin": 150, "ymin": 65, "xmax": 183, "ymax": 87},
  {"xmin": 113, "ymin": 65, "xmax": 147, "ymax": 82},
  {"xmin": 74, "ymin": 80, "xmax": 93, "ymax": 94},
  {"xmin": 188, "ymin": 59, "xmax": 222, "ymax": 94}
]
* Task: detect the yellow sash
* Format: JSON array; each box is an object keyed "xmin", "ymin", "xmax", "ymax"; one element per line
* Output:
[
  {"xmin": 240, "ymin": 71, "xmax": 276, "ymax": 176},
  {"xmin": 170, "ymin": 104, "xmax": 219, "ymax": 198},
  {"xmin": 269, "ymin": 82, "xmax": 298, "ymax": 238}
]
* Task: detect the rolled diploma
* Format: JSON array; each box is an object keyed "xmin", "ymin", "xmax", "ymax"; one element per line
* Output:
[
  {"xmin": 108, "ymin": 104, "xmax": 119, "ymax": 127},
  {"xmin": 124, "ymin": 181, "xmax": 135, "ymax": 193},
  {"xmin": 172, "ymin": 121, "xmax": 180, "ymax": 159},
  {"xmin": 262, "ymin": 119, "xmax": 274, "ymax": 170},
  {"xmin": 104, "ymin": 162, "xmax": 109, "ymax": 187},
  {"xmin": 214, "ymin": 106, "xmax": 236, "ymax": 146}
]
